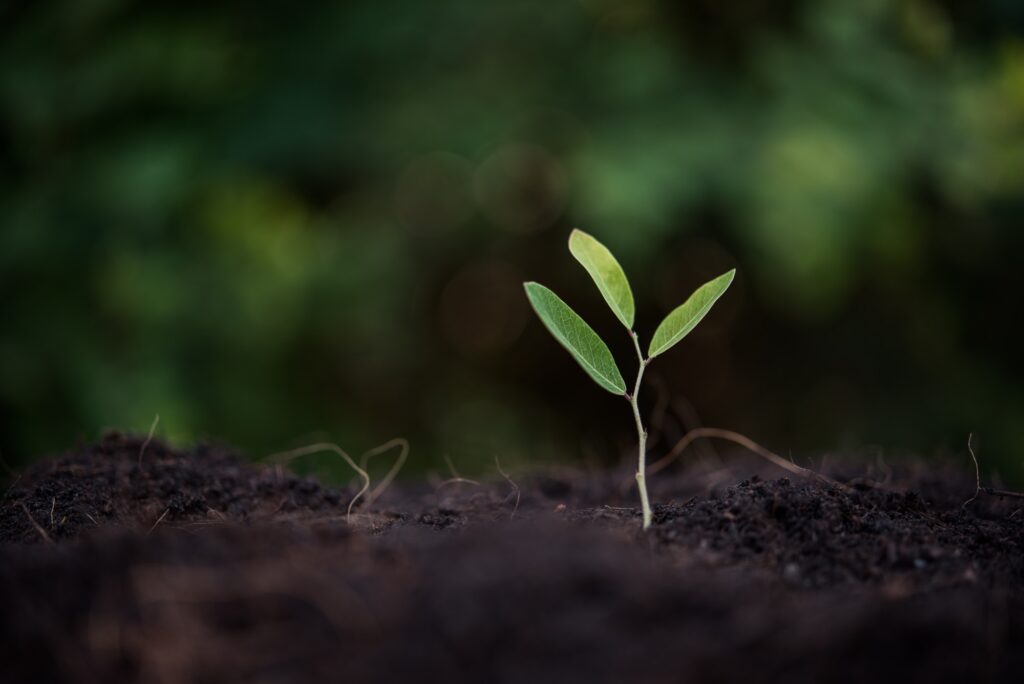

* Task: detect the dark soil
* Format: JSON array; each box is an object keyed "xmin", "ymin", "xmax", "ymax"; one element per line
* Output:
[{"xmin": 1, "ymin": 433, "xmax": 1021, "ymax": 683}]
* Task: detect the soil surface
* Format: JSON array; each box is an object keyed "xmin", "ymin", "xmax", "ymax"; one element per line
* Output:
[{"xmin": 1, "ymin": 433, "xmax": 1021, "ymax": 683}]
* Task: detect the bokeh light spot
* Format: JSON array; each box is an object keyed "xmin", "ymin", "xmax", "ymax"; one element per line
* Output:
[{"xmin": 475, "ymin": 143, "xmax": 567, "ymax": 233}]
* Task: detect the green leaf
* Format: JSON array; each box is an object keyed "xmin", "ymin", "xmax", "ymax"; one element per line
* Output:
[
  {"xmin": 648, "ymin": 269, "xmax": 736, "ymax": 359},
  {"xmin": 568, "ymin": 229, "xmax": 635, "ymax": 329},
  {"xmin": 524, "ymin": 282, "xmax": 627, "ymax": 395}
]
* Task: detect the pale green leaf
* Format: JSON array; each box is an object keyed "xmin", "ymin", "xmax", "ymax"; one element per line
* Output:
[
  {"xmin": 568, "ymin": 228, "xmax": 635, "ymax": 329},
  {"xmin": 648, "ymin": 269, "xmax": 736, "ymax": 358},
  {"xmin": 524, "ymin": 282, "xmax": 627, "ymax": 395}
]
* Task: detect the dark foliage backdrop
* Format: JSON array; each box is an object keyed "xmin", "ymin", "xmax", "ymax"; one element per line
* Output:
[{"xmin": 2, "ymin": 0, "xmax": 1023, "ymax": 480}]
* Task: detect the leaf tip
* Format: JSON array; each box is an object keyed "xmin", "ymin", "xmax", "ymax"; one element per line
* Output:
[
  {"xmin": 567, "ymin": 228, "xmax": 589, "ymax": 249},
  {"xmin": 721, "ymin": 268, "xmax": 737, "ymax": 287}
]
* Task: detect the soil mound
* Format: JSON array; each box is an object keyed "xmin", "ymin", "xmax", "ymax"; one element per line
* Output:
[{"xmin": 1, "ymin": 434, "xmax": 1021, "ymax": 683}]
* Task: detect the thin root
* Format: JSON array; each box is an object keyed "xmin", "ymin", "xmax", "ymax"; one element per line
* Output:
[
  {"xmin": 436, "ymin": 454, "xmax": 480, "ymax": 490},
  {"xmin": 147, "ymin": 508, "xmax": 170, "ymax": 535},
  {"xmin": 138, "ymin": 414, "xmax": 160, "ymax": 466},
  {"xmin": 494, "ymin": 456, "xmax": 521, "ymax": 520},
  {"xmin": 648, "ymin": 427, "xmax": 840, "ymax": 487},
  {"xmin": 962, "ymin": 434, "xmax": 1024, "ymax": 508},
  {"xmin": 359, "ymin": 438, "xmax": 409, "ymax": 505},
  {"xmin": 268, "ymin": 443, "xmax": 371, "ymax": 522},
  {"xmin": 435, "ymin": 477, "xmax": 480, "ymax": 491},
  {"xmin": 963, "ymin": 433, "xmax": 981, "ymax": 508},
  {"xmin": 20, "ymin": 503, "xmax": 53, "ymax": 544},
  {"xmin": 993, "ymin": 490, "xmax": 1024, "ymax": 500},
  {"xmin": 3, "ymin": 474, "xmax": 23, "ymax": 498}
]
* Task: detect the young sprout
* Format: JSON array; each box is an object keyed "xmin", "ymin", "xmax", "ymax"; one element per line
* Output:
[{"xmin": 524, "ymin": 229, "xmax": 735, "ymax": 530}]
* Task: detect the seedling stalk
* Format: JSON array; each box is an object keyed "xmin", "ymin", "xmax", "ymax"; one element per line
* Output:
[{"xmin": 628, "ymin": 331, "xmax": 652, "ymax": 530}]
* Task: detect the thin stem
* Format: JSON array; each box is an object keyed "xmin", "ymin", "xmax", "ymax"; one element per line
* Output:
[{"xmin": 628, "ymin": 331, "xmax": 652, "ymax": 530}]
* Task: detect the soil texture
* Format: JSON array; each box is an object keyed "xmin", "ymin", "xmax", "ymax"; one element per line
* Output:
[{"xmin": 1, "ymin": 433, "xmax": 1021, "ymax": 683}]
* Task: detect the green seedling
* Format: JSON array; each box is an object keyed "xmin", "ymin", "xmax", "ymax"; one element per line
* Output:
[{"xmin": 524, "ymin": 229, "xmax": 735, "ymax": 530}]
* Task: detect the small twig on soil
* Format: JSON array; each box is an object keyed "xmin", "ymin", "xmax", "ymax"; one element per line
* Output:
[
  {"xmin": 268, "ymin": 442, "xmax": 371, "ymax": 522},
  {"xmin": 359, "ymin": 438, "xmax": 409, "ymax": 505},
  {"xmin": 494, "ymin": 456, "xmax": 521, "ymax": 520},
  {"xmin": 49, "ymin": 497, "xmax": 55, "ymax": 527},
  {"xmin": 648, "ymin": 427, "xmax": 841, "ymax": 488},
  {"xmin": 963, "ymin": 434, "xmax": 1024, "ymax": 508},
  {"xmin": 147, "ymin": 508, "xmax": 170, "ymax": 535},
  {"xmin": 20, "ymin": 504, "xmax": 53, "ymax": 544},
  {"xmin": 138, "ymin": 414, "xmax": 160, "ymax": 466}
]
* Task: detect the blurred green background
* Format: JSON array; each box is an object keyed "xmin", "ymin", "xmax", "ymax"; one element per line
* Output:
[{"xmin": 2, "ymin": 0, "xmax": 1023, "ymax": 480}]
